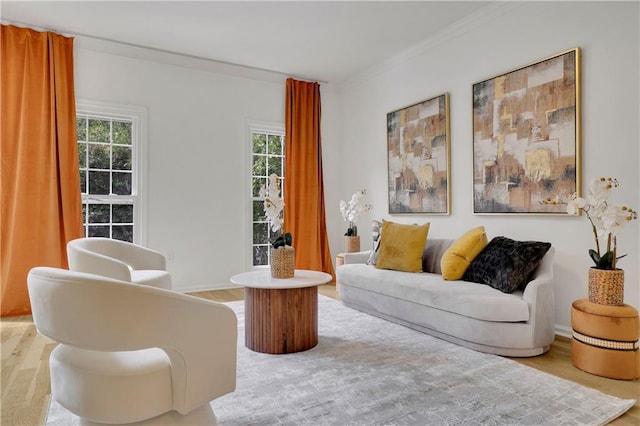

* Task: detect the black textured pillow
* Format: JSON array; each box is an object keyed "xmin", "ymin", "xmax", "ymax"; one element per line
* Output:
[{"xmin": 462, "ymin": 237, "xmax": 551, "ymax": 293}]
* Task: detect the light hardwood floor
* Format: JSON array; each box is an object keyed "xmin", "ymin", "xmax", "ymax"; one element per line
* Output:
[{"xmin": 2, "ymin": 285, "xmax": 638, "ymax": 426}]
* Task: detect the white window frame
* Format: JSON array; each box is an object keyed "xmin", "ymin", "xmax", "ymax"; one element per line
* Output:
[
  {"xmin": 245, "ymin": 120, "xmax": 285, "ymax": 270},
  {"xmin": 76, "ymin": 100, "xmax": 148, "ymax": 245}
]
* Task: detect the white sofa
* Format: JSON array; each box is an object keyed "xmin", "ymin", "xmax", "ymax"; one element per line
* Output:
[{"xmin": 337, "ymin": 239, "xmax": 555, "ymax": 357}]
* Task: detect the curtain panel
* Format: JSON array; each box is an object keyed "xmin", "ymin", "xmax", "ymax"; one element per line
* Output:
[
  {"xmin": 1, "ymin": 25, "xmax": 83, "ymax": 316},
  {"xmin": 283, "ymin": 78, "xmax": 335, "ymax": 280}
]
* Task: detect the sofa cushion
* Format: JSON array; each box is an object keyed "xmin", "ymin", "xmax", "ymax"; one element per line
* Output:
[
  {"xmin": 376, "ymin": 221, "xmax": 430, "ymax": 273},
  {"xmin": 463, "ymin": 236, "xmax": 551, "ymax": 293},
  {"xmin": 337, "ymin": 264, "xmax": 530, "ymax": 322},
  {"xmin": 441, "ymin": 226, "xmax": 488, "ymax": 280},
  {"xmin": 369, "ymin": 236, "xmax": 452, "ymax": 273}
]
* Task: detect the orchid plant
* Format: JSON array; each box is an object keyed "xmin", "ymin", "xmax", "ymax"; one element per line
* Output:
[
  {"xmin": 259, "ymin": 174, "xmax": 292, "ymax": 249},
  {"xmin": 339, "ymin": 189, "xmax": 373, "ymax": 236},
  {"xmin": 543, "ymin": 177, "xmax": 637, "ymax": 270}
]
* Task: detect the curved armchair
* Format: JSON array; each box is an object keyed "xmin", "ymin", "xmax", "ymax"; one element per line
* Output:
[
  {"xmin": 67, "ymin": 237, "xmax": 172, "ymax": 289},
  {"xmin": 28, "ymin": 267, "xmax": 237, "ymax": 424}
]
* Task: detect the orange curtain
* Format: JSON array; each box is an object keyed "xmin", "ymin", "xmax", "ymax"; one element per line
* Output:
[
  {"xmin": 284, "ymin": 78, "xmax": 335, "ymax": 280},
  {"xmin": 1, "ymin": 25, "xmax": 83, "ymax": 316}
]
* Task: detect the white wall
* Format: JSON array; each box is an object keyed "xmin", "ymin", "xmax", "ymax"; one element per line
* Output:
[
  {"xmin": 74, "ymin": 47, "xmax": 341, "ymax": 292},
  {"xmin": 338, "ymin": 1, "xmax": 639, "ymax": 334}
]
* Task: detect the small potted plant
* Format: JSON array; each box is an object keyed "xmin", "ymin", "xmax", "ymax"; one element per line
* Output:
[
  {"xmin": 339, "ymin": 189, "xmax": 372, "ymax": 252},
  {"xmin": 543, "ymin": 177, "xmax": 637, "ymax": 305},
  {"xmin": 260, "ymin": 174, "xmax": 294, "ymax": 278}
]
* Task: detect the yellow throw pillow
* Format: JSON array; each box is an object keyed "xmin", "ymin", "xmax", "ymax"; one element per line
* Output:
[
  {"xmin": 441, "ymin": 226, "xmax": 488, "ymax": 280},
  {"xmin": 376, "ymin": 221, "xmax": 430, "ymax": 273}
]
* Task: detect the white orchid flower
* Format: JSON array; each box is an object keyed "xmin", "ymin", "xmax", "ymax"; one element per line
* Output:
[
  {"xmin": 601, "ymin": 205, "xmax": 637, "ymax": 237},
  {"xmin": 566, "ymin": 194, "xmax": 586, "ymax": 215},
  {"xmin": 587, "ymin": 177, "xmax": 618, "ymax": 208},
  {"xmin": 339, "ymin": 200, "xmax": 348, "ymax": 217},
  {"xmin": 339, "ymin": 189, "xmax": 372, "ymax": 223},
  {"xmin": 339, "ymin": 190, "xmax": 373, "ymax": 236},
  {"xmin": 542, "ymin": 176, "xmax": 636, "ymax": 270}
]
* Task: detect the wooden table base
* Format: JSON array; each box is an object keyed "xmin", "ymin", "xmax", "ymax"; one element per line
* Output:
[{"xmin": 244, "ymin": 286, "xmax": 318, "ymax": 354}]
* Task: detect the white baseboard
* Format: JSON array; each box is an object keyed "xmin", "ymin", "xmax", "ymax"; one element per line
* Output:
[
  {"xmin": 173, "ymin": 282, "xmax": 242, "ymax": 294},
  {"xmin": 555, "ymin": 325, "xmax": 572, "ymax": 339}
]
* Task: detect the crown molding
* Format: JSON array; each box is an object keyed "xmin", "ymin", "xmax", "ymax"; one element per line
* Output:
[{"xmin": 2, "ymin": 18, "xmax": 329, "ymax": 88}]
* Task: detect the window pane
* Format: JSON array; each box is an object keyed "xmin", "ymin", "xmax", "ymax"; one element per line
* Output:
[
  {"xmin": 251, "ymin": 129, "xmax": 284, "ymax": 267},
  {"xmin": 253, "ymin": 222, "xmax": 269, "ymax": 245},
  {"xmin": 112, "ymin": 204, "xmax": 133, "ymax": 223},
  {"xmin": 78, "ymin": 142, "xmax": 87, "ymax": 168},
  {"xmin": 267, "ymin": 156, "xmax": 282, "ymax": 177},
  {"xmin": 88, "ymin": 225, "xmax": 110, "ymax": 238},
  {"xmin": 252, "ymin": 177, "xmax": 266, "ymax": 198},
  {"xmin": 252, "ymin": 133, "xmax": 266, "ymax": 154},
  {"xmin": 82, "ymin": 204, "xmax": 87, "ymax": 224},
  {"xmin": 112, "ymin": 146, "xmax": 132, "ymax": 170},
  {"xmin": 79, "ymin": 170, "xmax": 87, "ymax": 193},
  {"xmin": 112, "ymin": 172, "xmax": 132, "ymax": 195},
  {"xmin": 112, "ymin": 121, "xmax": 132, "ymax": 145},
  {"xmin": 88, "ymin": 204, "xmax": 110, "ymax": 223},
  {"xmin": 77, "ymin": 117, "xmax": 87, "ymax": 141},
  {"xmin": 252, "ymin": 155, "xmax": 266, "ymax": 177},
  {"xmin": 112, "ymin": 225, "xmax": 133, "ymax": 242},
  {"xmin": 88, "ymin": 144, "xmax": 110, "ymax": 169},
  {"xmin": 88, "ymin": 171, "xmax": 110, "ymax": 194},
  {"xmin": 253, "ymin": 246, "xmax": 268, "ymax": 266},
  {"xmin": 79, "ymin": 109, "xmax": 139, "ymax": 244},
  {"xmin": 268, "ymin": 134, "xmax": 283, "ymax": 155},
  {"xmin": 252, "ymin": 200, "xmax": 265, "ymax": 221},
  {"xmin": 88, "ymin": 119, "xmax": 110, "ymax": 143}
]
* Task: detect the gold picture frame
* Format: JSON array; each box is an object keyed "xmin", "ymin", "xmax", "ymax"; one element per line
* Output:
[
  {"xmin": 387, "ymin": 93, "xmax": 451, "ymax": 214},
  {"xmin": 472, "ymin": 48, "xmax": 581, "ymax": 214}
]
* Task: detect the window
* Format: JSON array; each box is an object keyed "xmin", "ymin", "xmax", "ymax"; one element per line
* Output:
[
  {"xmin": 250, "ymin": 126, "xmax": 285, "ymax": 266},
  {"xmin": 76, "ymin": 102, "xmax": 146, "ymax": 244}
]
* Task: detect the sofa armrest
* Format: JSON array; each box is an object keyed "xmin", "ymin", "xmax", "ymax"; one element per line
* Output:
[
  {"xmin": 342, "ymin": 251, "xmax": 371, "ymax": 264},
  {"xmin": 522, "ymin": 247, "xmax": 555, "ymax": 347}
]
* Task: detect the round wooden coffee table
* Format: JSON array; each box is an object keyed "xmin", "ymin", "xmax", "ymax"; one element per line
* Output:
[{"xmin": 230, "ymin": 269, "xmax": 332, "ymax": 354}]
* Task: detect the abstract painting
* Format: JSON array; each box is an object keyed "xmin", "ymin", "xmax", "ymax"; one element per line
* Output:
[
  {"xmin": 387, "ymin": 93, "xmax": 450, "ymax": 214},
  {"xmin": 472, "ymin": 48, "xmax": 581, "ymax": 214}
]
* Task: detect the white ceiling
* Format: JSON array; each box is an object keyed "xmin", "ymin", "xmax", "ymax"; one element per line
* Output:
[{"xmin": 1, "ymin": 1, "xmax": 492, "ymax": 84}]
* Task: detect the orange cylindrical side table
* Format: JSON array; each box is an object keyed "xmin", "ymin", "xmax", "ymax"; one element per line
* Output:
[{"xmin": 571, "ymin": 299, "xmax": 640, "ymax": 380}]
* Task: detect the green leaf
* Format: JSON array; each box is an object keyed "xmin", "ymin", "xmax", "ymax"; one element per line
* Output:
[
  {"xmin": 271, "ymin": 233, "xmax": 292, "ymax": 249},
  {"xmin": 592, "ymin": 251, "xmax": 615, "ymax": 270},
  {"xmin": 272, "ymin": 235, "xmax": 285, "ymax": 248}
]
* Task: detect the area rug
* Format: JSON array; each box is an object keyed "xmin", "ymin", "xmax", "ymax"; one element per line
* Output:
[{"xmin": 47, "ymin": 296, "xmax": 635, "ymax": 425}]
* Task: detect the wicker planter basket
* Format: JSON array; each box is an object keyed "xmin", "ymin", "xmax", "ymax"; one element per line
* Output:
[
  {"xmin": 270, "ymin": 247, "xmax": 295, "ymax": 279},
  {"xmin": 346, "ymin": 236, "xmax": 360, "ymax": 253},
  {"xmin": 588, "ymin": 268, "xmax": 624, "ymax": 306}
]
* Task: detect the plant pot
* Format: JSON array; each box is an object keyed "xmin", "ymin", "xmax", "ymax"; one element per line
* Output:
[
  {"xmin": 270, "ymin": 247, "xmax": 295, "ymax": 279},
  {"xmin": 588, "ymin": 268, "xmax": 624, "ymax": 306},
  {"xmin": 346, "ymin": 236, "xmax": 360, "ymax": 253}
]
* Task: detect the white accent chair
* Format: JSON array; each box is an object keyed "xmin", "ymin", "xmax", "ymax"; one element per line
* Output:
[
  {"xmin": 67, "ymin": 237, "xmax": 172, "ymax": 289},
  {"xmin": 28, "ymin": 267, "xmax": 237, "ymax": 425}
]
